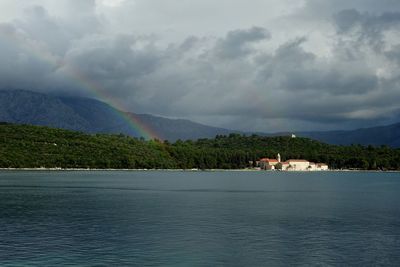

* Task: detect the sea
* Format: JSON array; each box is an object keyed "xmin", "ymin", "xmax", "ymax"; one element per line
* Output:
[{"xmin": 0, "ymin": 170, "xmax": 399, "ymax": 266}]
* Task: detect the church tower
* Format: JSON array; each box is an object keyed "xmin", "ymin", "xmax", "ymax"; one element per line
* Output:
[{"xmin": 277, "ymin": 153, "xmax": 281, "ymax": 163}]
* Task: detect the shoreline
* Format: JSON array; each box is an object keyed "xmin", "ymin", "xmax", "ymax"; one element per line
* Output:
[{"xmin": 0, "ymin": 168, "xmax": 399, "ymax": 173}]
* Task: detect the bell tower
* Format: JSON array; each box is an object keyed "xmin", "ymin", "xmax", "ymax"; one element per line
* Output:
[{"xmin": 277, "ymin": 153, "xmax": 281, "ymax": 163}]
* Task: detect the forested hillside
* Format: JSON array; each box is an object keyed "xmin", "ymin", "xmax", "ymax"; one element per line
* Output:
[
  {"xmin": 0, "ymin": 123, "xmax": 176, "ymax": 169},
  {"xmin": 1, "ymin": 123, "xmax": 400, "ymax": 170}
]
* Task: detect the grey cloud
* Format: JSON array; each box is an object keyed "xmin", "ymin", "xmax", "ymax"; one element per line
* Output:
[
  {"xmin": 65, "ymin": 35, "xmax": 161, "ymax": 80},
  {"xmin": 385, "ymin": 45, "xmax": 400, "ymax": 65},
  {"xmin": 0, "ymin": 22, "xmax": 57, "ymax": 90},
  {"xmin": 1, "ymin": 1, "xmax": 400, "ymax": 131},
  {"xmin": 132, "ymin": 34, "xmax": 383, "ymax": 127},
  {"xmin": 215, "ymin": 27, "xmax": 271, "ymax": 59},
  {"xmin": 13, "ymin": 6, "xmax": 71, "ymax": 55},
  {"xmin": 334, "ymin": 9, "xmax": 362, "ymax": 33},
  {"xmin": 179, "ymin": 36, "xmax": 201, "ymax": 52},
  {"xmin": 334, "ymin": 9, "xmax": 400, "ymax": 51},
  {"xmin": 256, "ymin": 38, "xmax": 378, "ymax": 96},
  {"xmin": 303, "ymin": 0, "xmax": 400, "ymax": 17}
]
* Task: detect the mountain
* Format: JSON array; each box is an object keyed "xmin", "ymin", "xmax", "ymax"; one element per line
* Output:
[
  {"xmin": 131, "ymin": 113, "xmax": 239, "ymax": 141},
  {"xmin": 0, "ymin": 89, "xmax": 90, "ymax": 131},
  {"xmin": 295, "ymin": 124, "xmax": 400, "ymax": 148},
  {"xmin": 1, "ymin": 89, "xmax": 399, "ymax": 147},
  {"xmin": 0, "ymin": 89, "xmax": 237, "ymax": 141}
]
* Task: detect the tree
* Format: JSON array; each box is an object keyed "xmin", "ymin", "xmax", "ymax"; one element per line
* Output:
[{"xmin": 275, "ymin": 162, "xmax": 282, "ymax": 170}]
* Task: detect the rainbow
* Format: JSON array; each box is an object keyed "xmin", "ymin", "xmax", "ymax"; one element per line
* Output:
[{"xmin": 0, "ymin": 26, "xmax": 162, "ymax": 140}]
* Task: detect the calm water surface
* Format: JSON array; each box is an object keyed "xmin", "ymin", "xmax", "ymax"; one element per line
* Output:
[{"xmin": 0, "ymin": 171, "xmax": 400, "ymax": 266}]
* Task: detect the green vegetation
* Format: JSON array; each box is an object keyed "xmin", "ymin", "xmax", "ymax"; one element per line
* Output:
[
  {"xmin": 0, "ymin": 123, "xmax": 175, "ymax": 169},
  {"xmin": 1, "ymin": 123, "xmax": 400, "ymax": 170}
]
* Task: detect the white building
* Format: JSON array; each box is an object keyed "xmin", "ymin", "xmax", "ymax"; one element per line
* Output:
[
  {"xmin": 285, "ymin": 160, "xmax": 311, "ymax": 171},
  {"xmin": 308, "ymin": 162, "xmax": 317, "ymax": 171},
  {"xmin": 316, "ymin": 163, "xmax": 329, "ymax": 170},
  {"xmin": 258, "ymin": 153, "xmax": 329, "ymax": 171}
]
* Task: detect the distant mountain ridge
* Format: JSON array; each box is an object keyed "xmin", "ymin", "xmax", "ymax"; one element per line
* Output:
[
  {"xmin": 0, "ymin": 89, "xmax": 237, "ymax": 141},
  {"xmin": 0, "ymin": 89, "xmax": 399, "ymax": 147},
  {"xmin": 295, "ymin": 124, "xmax": 400, "ymax": 148}
]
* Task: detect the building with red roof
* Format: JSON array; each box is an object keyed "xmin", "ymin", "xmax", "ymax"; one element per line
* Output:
[{"xmin": 258, "ymin": 153, "xmax": 328, "ymax": 171}]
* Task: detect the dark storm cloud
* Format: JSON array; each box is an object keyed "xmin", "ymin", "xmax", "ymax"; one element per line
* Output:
[{"xmin": 0, "ymin": 0, "xmax": 400, "ymax": 131}]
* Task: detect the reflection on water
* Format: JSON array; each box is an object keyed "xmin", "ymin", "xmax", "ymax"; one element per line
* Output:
[{"xmin": 0, "ymin": 171, "xmax": 400, "ymax": 266}]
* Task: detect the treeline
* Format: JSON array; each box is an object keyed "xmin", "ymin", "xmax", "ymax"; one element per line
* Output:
[
  {"xmin": 0, "ymin": 123, "xmax": 175, "ymax": 169},
  {"xmin": 1, "ymin": 123, "xmax": 400, "ymax": 170}
]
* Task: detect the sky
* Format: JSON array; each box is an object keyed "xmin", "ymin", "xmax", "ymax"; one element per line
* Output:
[{"xmin": 0, "ymin": 0, "xmax": 400, "ymax": 132}]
